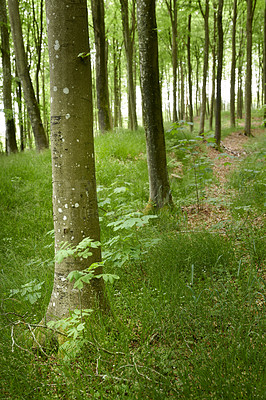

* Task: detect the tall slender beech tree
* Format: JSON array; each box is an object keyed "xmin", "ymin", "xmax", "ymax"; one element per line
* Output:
[
  {"xmin": 91, "ymin": 0, "xmax": 112, "ymax": 132},
  {"xmin": 45, "ymin": 0, "xmax": 107, "ymax": 320},
  {"xmin": 263, "ymin": 0, "xmax": 266, "ymax": 127},
  {"xmin": 187, "ymin": 0, "xmax": 193, "ymax": 130},
  {"xmin": 244, "ymin": 0, "xmax": 257, "ymax": 136},
  {"xmin": 0, "ymin": 0, "xmax": 18, "ymax": 153},
  {"xmin": 137, "ymin": 0, "xmax": 172, "ymax": 209},
  {"xmin": 198, "ymin": 0, "xmax": 209, "ymax": 135},
  {"xmin": 215, "ymin": 0, "xmax": 223, "ymax": 147},
  {"xmin": 8, "ymin": 0, "xmax": 48, "ymax": 151},
  {"xmin": 120, "ymin": 0, "xmax": 138, "ymax": 130},
  {"xmin": 230, "ymin": 0, "xmax": 237, "ymax": 128}
]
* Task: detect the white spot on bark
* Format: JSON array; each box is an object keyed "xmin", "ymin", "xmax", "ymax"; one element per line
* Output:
[
  {"xmin": 47, "ymin": 18, "xmax": 50, "ymax": 25},
  {"xmin": 64, "ymin": 204, "xmax": 68, "ymax": 208},
  {"xmin": 60, "ymin": 277, "xmax": 67, "ymax": 282},
  {"xmin": 77, "ymin": 139, "xmax": 79, "ymax": 142},
  {"xmin": 53, "ymin": 86, "xmax": 57, "ymax": 92},
  {"xmin": 51, "ymin": 97, "xmax": 53, "ymax": 103},
  {"xmin": 58, "ymin": 208, "xmax": 63, "ymax": 213},
  {"xmin": 72, "ymin": 188, "xmax": 75, "ymax": 191},
  {"xmin": 65, "ymin": 113, "xmax": 71, "ymax": 120},
  {"xmin": 53, "ymin": 302, "xmax": 55, "ymax": 307},
  {"xmin": 71, "ymin": 236, "xmax": 74, "ymax": 240},
  {"xmin": 54, "ymin": 40, "xmax": 60, "ymax": 51},
  {"xmin": 63, "ymin": 87, "xmax": 69, "ymax": 94},
  {"xmin": 56, "ymin": 55, "xmax": 59, "ymax": 59},
  {"xmin": 63, "ymin": 216, "xmax": 67, "ymax": 221},
  {"xmin": 52, "ymin": 63, "xmax": 55, "ymax": 70},
  {"xmin": 75, "ymin": 203, "xmax": 79, "ymax": 208}
]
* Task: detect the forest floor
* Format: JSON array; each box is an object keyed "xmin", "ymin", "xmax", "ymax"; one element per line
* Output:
[{"xmin": 184, "ymin": 128, "xmax": 264, "ymax": 231}]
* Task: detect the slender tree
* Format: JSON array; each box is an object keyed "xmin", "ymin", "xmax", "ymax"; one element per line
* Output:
[
  {"xmin": 0, "ymin": 0, "xmax": 18, "ymax": 153},
  {"xmin": 91, "ymin": 0, "xmax": 112, "ymax": 132},
  {"xmin": 137, "ymin": 0, "xmax": 172, "ymax": 209},
  {"xmin": 209, "ymin": 0, "xmax": 217, "ymax": 131},
  {"xmin": 263, "ymin": 0, "xmax": 266, "ymax": 127},
  {"xmin": 165, "ymin": 0, "xmax": 178, "ymax": 122},
  {"xmin": 230, "ymin": 0, "xmax": 238, "ymax": 128},
  {"xmin": 215, "ymin": 0, "xmax": 224, "ymax": 147},
  {"xmin": 45, "ymin": 0, "xmax": 107, "ymax": 320},
  {"xmin": 198, "ymin": 0, "xmax": 209, "ymax": 135},
  {"xmin": 187, "ymin": 0, "xmax": 193, "ymax": 130},
  {"xmin": 7, "ymin": 0, "xmax": 48, "ymax": 151},
  {"xmin": 244, "ymin": 0, "xmax": 257, "ymax": 136},
  {"xmin": 120, "ymin": 0, "xmax": 138, "ymax": 130}
]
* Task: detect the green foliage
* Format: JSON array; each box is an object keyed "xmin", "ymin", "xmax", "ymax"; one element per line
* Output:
[{"xmin": 0, "ymin": 127, "xmax": 265, "ymax": 399}]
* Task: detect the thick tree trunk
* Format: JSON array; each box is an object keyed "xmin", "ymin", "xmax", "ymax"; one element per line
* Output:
[
  {"xmin": 198, "ymin": 0, "xmax": 209, "ymax": 135},
  {"xmin": 244, "ymin": 0, "xmax": 257, "ymax": 136},
  {"xmin": 187, "ymin": 3, "xmax": 193, "ymax": 131},
  {"xmin": 0, "ymin": 0, "xmax": 18, "ymax": 154},
  {"xmin": 215, "ymin": 0, "xmax": 224, "ymax": 148},
  {"xmin": 137, "ymin": 0, "xmax": 172, "ymax": 209},
  {"xmin": 120, "ymin": 0, "xmax": 138, "ymax": 130},
  {"xmin": 230, "ymin": 0, "xmax": 237, "ymax": 128},
  {"xmin": 45, "ymin": 0, "xmax": 107, "ymax": 320},
  {"xmin": 166, "ymin": 0, "xmax": 178, "ymax": 122},
  {"xmin": 7, "ymin": 0, "xmax": 48, "ymax": 151},
  {"xmin": 91, "ymin": 0, "xmax": 112, "ymax": 132}
]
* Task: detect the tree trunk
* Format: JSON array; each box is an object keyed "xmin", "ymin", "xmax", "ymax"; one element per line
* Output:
[
  {"xmin": 120, "ymin": 0, "xmax": 138, "ymax": 130},
  {"xmin": 91, "ymin": 0, "xmax": 112, "ymax": 132},
  {"xmin": 215, "ymin": 0, "xmax": 224, "ymax": 148},
  {"xmin": 45, "ymin": 0, "xmax": 107, "ymax": 320},
  {"xmin": 244, "ymin": 0, "xmax": 257, "ymax": 136},
  {"xmin": 137, "ymin": 0, "xmax": 172, "ymax": 209},
  {"xmin": 15, "ymin": 69, "xmax": 24, "ymax": 151},
  {"xmin": 263, "ymin": 0, "xmax": 266, "ymax": 128},
  {"xmin": 0, "ymin": 0, "xmax": 18, "ymax": 154},
  {"xmin": 209, "ymin": 1, "xmax": 216, "ymax": 131},
  {"xmin": 198, "ymin": 0, "xmax": 209, "ymax": 135},
  {"xmin": 187, "ymin": 2, "xmax": 193, "ymax": 131},
  {"xmin": 7, "ymin": 0, "xmax": 48, "ymax": 151},
  {"xmin": 230, "ymin": 0, "xmax": 237, "ymax": 128}
]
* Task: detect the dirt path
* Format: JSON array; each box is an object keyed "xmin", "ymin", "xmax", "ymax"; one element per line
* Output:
[{"xmin": 183, "ymin": 130, "xmax": 253, "ymax": 231}]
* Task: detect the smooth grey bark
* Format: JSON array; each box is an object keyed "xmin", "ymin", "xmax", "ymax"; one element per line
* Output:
[
  {"xmin": 7, "ymin": 0, "xmax": 48, "ymax": 151},
  {"xmin": 244, "ymin": 0, "xmax": 257, "ymax": 136},
  {"xmin": 198, "ymin": 0, "xmax": 209, "ymax": 135},
  {"xmin": 120, "ymin": 0, "xmax": 138, "ymax": 130},
  {"xmin": 91, "ymin": 0, "xmax": 112, "ymax": 132},
  {"xmin": 165, "ymin": 0, "xmax": 178, "ymax": 122},
  {"xmin": 137, "ymin": 0, "xmax": 172, "ymax": 209},
  {"xmin": 263, "ymin": 0, "xmax": 266, "ymax": 127},
  {"xmin": 187, "ymin": 1, "xmax": 193, "ymax": 131},
  {"xmin": 230, "ymin": 0, "xmax": 237, "ymax": 128},
  {"xmin": 45, "ymin": 0, "xmax": 107, "ymax": 320},
  {"xmin": 0, "ymin": 0, "xmax": 17, "ymax": 153},
  {"xmin": 215, "ymin": 0, "xmax": 223, "ymax": 148},
  {"xmin": 209, "ymin": 1, "xmax": 216, "ymax": 131}
]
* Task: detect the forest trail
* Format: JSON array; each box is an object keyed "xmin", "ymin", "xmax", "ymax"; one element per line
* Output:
[{"xmin": 183, "ymin": 129, "xmax": 261, "ymax": 231}]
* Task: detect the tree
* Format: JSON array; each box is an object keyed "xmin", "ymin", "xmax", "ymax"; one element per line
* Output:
[
  {"xmin": 91, "ymin": 0, "xmax": 112, "ymax": 132},
  {"xmin": 198, "ymin": 0, "xmax": 209, "ymax": 135},
  {"xmin": 215, "ymin": 0, "xmax": 224, "ymax": 147},
  {"xmin": 120, "ymin": 0, "xmax": 138, "ymax": 130},
  {"xmin": 0, "ymin": 0, "xmax": 18, "ymax": 153},
  {"xmin": 230, "ymin": 0, "xmax": 238, "ymax": 128},
  {"xmin": 7, "ymin": 0, "xmax": 48, "ymax": 151},
  {"xmin": 137, "ymin": 0, "xmax": 172, "ymax": 209},
  {"xmin": 45, "ymin": 0, "xmax": 107, "ymax": 320},
  {"xmin": 244, "ymin": 0, "xmax": 257, "ymax": 136},
  {"xmin": 165, "ymin": 0, "xmax": 178, "ymax": 122},
  {"xmin": 187, "ymin": 0, "xmax": 193, "ymax": 130},
  {"xmin": 209, "ymin": 0, "xmax": 217, "ymax": 131},
  {"xmin": 263, "ymin": 0, "xmax": 266, "ymax": 127}
]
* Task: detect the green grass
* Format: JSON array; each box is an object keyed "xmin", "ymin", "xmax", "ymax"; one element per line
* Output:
[{"xmin": 0, "ymin": 118, "xmax": 265, "ymax": 399}]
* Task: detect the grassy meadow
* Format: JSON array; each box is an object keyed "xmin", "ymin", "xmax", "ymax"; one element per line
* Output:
[{"xmin": 0, "ymin": 115, "xmax": 265, "ymax": 399}]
